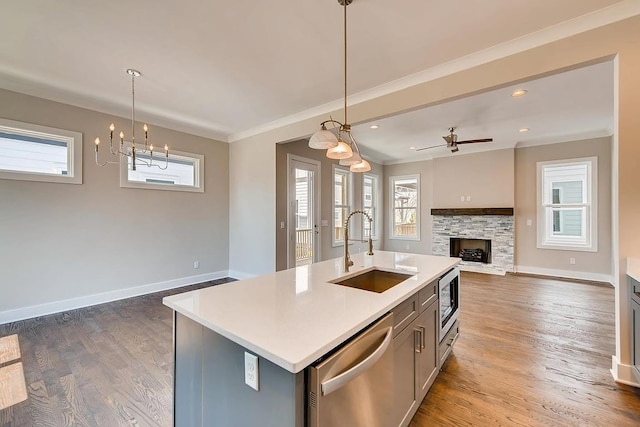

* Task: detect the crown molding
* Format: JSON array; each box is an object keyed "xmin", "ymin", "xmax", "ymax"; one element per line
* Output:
[{"xmin": 229, "ymin": 0, "xmax": 640, "ymax": 143}]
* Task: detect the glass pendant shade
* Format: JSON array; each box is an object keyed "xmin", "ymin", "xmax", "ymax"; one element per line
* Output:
[
  {"xmin": 339, "ymin": 151, "xmax": 362, "ymax": 166},
  {"xmin": 309, "ymin": 128, "xmax": 339, "ymax": 149},
  {"xmin": 326, "ymin": 139, "xmax": 353, "ymax": 159},
  {"xmin": 350, "ymin": 159, "xmax": 371, "ymax": 173}
]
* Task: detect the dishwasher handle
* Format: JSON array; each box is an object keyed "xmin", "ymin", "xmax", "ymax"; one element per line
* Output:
[{"xmin": 321, "ymin": 326, "xmax": 393, "ymax": 396}]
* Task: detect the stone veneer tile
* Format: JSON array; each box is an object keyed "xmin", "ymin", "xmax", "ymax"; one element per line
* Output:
[{"xmin": 432, "ymin": 215, "xmax": 514, "ymax": 274}]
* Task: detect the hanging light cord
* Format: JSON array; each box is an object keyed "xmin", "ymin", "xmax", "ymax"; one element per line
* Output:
[{"xmin": 343, "ymin": 0, "xmax": 348, "ymax": 126}]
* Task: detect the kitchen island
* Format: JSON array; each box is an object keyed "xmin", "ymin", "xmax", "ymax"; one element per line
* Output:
[{"xmin": 164, "ymin": 251, "xmax": 459, "ymax": 426}]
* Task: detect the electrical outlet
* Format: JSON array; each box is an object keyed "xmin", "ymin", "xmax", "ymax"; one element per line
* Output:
[
  {"xmin": 460, "ymin": 196, "xmax": 465, "ymax": 202},
  {"xmin": 466, "ymin": 196, "xmax": 471, "ymax": 201},
  {"xmin": 244, "ymin": 352, "xmax": 259, "ymax": 391},
  {"xmin": 193, "ymin": 261, "xmax": 199, "ymax": 269},
  {"xmin": 569, "ymin": 258, "xmax": 576, "ymax": 265}
]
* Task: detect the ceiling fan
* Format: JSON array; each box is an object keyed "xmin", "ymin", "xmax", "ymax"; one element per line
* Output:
[{"xmin": 416, "ymin": 127, "xmax": 493, "ymax": 153}]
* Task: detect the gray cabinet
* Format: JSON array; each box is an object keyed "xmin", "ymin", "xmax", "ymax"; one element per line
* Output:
[
  {"xmin": 632, "ymin": 277, "xmax": 640, "ymax": 383},
  {"xmin": 393, "ymin": 318, "xmax": 419, "ymax": 427},
  {"xmin": 415, "ymin": 299, "xmax": 439, "ymax": 399},
  {"xmin": 391, "ymin": 280, "xmax": 439, "ymax": 427}
]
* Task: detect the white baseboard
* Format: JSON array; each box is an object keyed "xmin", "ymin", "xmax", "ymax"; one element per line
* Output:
[
  {"xmin": 0, "ymin": 270, "xmax": 230, "ymax": 325},
  {"xmin": 610, "ymin": 355, "xmax": 640, "ymax": 388},
  {"xmin": 514, "ymin": 265, "xmax": 613, "ymax": 284},
  {"xmin": 228, "ymin": 270, "xmax": 257, "ymax": 280}
]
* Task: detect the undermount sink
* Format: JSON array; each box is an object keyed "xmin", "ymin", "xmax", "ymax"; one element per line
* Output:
[{"xmin": 330, "ymin": 269, "xmax": 414, "ymax": 293}]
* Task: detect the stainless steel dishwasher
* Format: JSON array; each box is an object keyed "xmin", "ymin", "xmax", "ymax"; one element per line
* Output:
[{"xmin": 307, "ymin": 313, "xmax": 394, "ymax": 427}]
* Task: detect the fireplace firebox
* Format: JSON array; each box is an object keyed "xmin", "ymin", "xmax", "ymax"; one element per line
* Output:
[{"xmin": 450, "ymin": 238, "xmax": 492, "ymax": 264}]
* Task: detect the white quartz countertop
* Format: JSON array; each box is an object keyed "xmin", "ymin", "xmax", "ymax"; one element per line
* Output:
[
  {"xmin": 628, "ymin": 258, "xmax": 640, "ymax": 282},
  {"xmin": 163, "ymin": 251, "xmax": 459, "ymax": 373}
]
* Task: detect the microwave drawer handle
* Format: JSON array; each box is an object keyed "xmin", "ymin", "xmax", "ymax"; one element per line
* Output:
[{"xmin": 321, "ymin": 326, "xmax": 393, "ymax": 396}]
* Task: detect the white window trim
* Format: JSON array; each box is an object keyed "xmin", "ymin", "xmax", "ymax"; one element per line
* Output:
[
  {"xmin": 536, "ymin": 157, "xmax": 597, "ymax": 252},
  {"xmin": 0, "ymin": 118, "xmax": 83, "ymax": 184},
  {"xmin": 332, "ymin": 165, "xmax": 352, "ymax": 247},
  {"xmin": 389, "ymin": 174, "xmax": 420, "ymax": 241},
  {"xmin": 363, "ymin": 173, "xmax": 381, "ymax": 241},
  {"xmin": 119, "ymin": 147, "xmax": 204, "ymax": 193}
]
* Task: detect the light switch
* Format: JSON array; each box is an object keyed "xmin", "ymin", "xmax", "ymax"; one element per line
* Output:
[
  {"xmin": 280, "ymin": 221, "xmax": 285, "ymax": 229},
  {"xmin": 460, "ymin": 196, "xmax": 465, "ymax": 202}
]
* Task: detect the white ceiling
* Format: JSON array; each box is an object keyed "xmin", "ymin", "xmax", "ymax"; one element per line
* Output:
[
  {"xmin": 353, "ymin": 61, "xmax": 614, "ymax": 163},
  {"xmin": 0, "ymin": 0, "xmax": 631, "ymax": 148}
]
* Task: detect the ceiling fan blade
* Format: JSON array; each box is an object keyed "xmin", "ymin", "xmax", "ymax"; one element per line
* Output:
[
  {"xmin": 455, "ymin": 138, "xmax": 493, "ymax": 145},
  {"xmin": 415, "ymin": 144, "xmax": 446, "ymax": 152}
]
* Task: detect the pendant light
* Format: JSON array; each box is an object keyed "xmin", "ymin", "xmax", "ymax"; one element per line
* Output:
[{"xmin": 307, "ymin": 0, "xmax": 370, "ymax": 173}]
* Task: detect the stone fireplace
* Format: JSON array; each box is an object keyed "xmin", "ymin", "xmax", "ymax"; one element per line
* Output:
[{"xmin": 432, "ymin": 208, "xmax": 514, "ymax": 275}]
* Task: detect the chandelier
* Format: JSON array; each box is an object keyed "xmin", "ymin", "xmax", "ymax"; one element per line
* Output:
[
  {"xmin": 94, "ymin": 69, "xmax": 168, "ymax": 171},
  {"xmin": 308, "ymin": 0, "xmax": 371, "ymax": 173}
]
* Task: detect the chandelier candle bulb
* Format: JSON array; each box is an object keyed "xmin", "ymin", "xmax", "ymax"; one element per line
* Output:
[{"xmin": 95, "ymin": 68, "xmax": 168, "ymax": 171}]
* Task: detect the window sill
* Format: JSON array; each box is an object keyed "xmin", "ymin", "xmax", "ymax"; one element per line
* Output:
[{"xmin": 537, "ymin": 242, "xmax": 597, "ymax": 252}]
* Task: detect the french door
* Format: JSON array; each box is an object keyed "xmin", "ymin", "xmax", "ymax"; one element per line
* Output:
[{"xmin": 288, "ymin": 155, "xmax": 321, "ymax": 268}]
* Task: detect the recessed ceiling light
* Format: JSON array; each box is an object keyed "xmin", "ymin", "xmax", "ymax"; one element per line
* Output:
[
  {"xmin": 519, "ymin": 128, "xmax": 530, "ymax": 133},
  {"xmin": 370, "ymin": 124, "xmax": 379, "ymax": 129},
  {"xmin": 511, "ymin": 89, "xmax": 528, "ymax": 98},
  {"xmin": 409, "ymin": 146, "xmax": 416, "ymax": 150}
]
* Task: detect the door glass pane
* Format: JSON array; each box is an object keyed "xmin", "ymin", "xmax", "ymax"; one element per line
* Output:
[{"xmin": 295, "ymin": 168, "xmax": 313, "ymax": 265}]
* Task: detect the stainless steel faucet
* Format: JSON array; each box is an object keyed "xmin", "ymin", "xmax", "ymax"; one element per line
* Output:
[{"xmin": 344, "ymin": 210, "xmax": 374, "ymax": 272}]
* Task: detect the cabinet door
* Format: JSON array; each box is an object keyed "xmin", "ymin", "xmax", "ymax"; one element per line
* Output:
[
  {"xmin": 415, "ymin": 299, "xmax": 439, "ymax": 401},
  {"xmin": 393, "ymin": 322, "xmax": 418, "ymax": 427},
  {"xmin": 633, "ymin": 299, "xmax": 640, "ymax": 383}
]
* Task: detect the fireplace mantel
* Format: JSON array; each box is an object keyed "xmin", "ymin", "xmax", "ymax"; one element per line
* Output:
[{"xmin": 431, "ymin": 208, "xmax": 514, "ymax": 216}]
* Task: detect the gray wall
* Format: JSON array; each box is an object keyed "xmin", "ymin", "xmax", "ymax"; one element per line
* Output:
[
  {"xmin": 275, "ymin": 140, "xmax": 383, "ymax": 271},
  {"xmin": 433, "ymin": 149, "xmax": 514, "ymax": 208},
  {"xmin": 0, "ymin": 89, "xmax": 229, "ymax": 316},
  {"xmin": 514, "ymin": 137, "xmax": 612, "ymax": 276}
]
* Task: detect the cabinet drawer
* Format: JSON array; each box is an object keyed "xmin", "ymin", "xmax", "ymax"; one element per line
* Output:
[
  {"xmin": 438, "ymin": 320, "xmax": 459, "ymax": 368},
  {"xmin": 418, "ymin": 280, "xmax": 437, "ymax": 313},
  {"xmin": 391, "ymin": 294, "xmax": 419, "ymax": 337}
]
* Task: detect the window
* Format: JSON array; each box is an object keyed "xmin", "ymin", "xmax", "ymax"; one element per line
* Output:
[
  {"xmin": 537, "ymin": 157, "xmax": 597, "ymax": 251},
  {"xmin": 363, "ymin": 174, "xmax": 380, "ymax": 239},
  {"xmin": 120, "ymin": 149, "xmax": 204, "ymax": 192},
  {"xmin": 0, "ymin": 118, "xmax": 82, "ymax": 184},
  {"xmin": 390, "ymin": 175, "xmax": 419, "ymax": 240},
  {"xmin": 333, "ymin": 166, "xmax": 351, "ymax": 246}
]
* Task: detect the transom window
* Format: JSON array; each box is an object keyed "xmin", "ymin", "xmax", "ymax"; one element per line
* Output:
[
  {"xmin": 0, "ymin": 118, "xmax": 82, "ymax": 184},
  {"xmin": 120, "ymin": 148, "xmax": 204, "ymax": 192},
  {"xmin": 390, "ymin": 175, "xmax": 419, "ymax": 240},
  {"xmin": 333, "ymin": 166, "xmax": 351, "ymax": 246},
  {"xmin": 537, "ymin": 157, "xmax": 597, "ymax": 251}
]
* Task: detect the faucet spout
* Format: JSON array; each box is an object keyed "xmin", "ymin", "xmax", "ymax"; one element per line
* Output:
[{"xmin": 343, "ymin": 210, "xmax": 374, "ymax": 272}]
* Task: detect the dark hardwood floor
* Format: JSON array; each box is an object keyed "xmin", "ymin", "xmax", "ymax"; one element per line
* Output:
[
  {"xmin": 1, "ymin": 273, "xmax": 639, "ymax": 426},
  {"xmin": 0, "ymin": 279, "xmax": 234, "ymax": 427}
]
